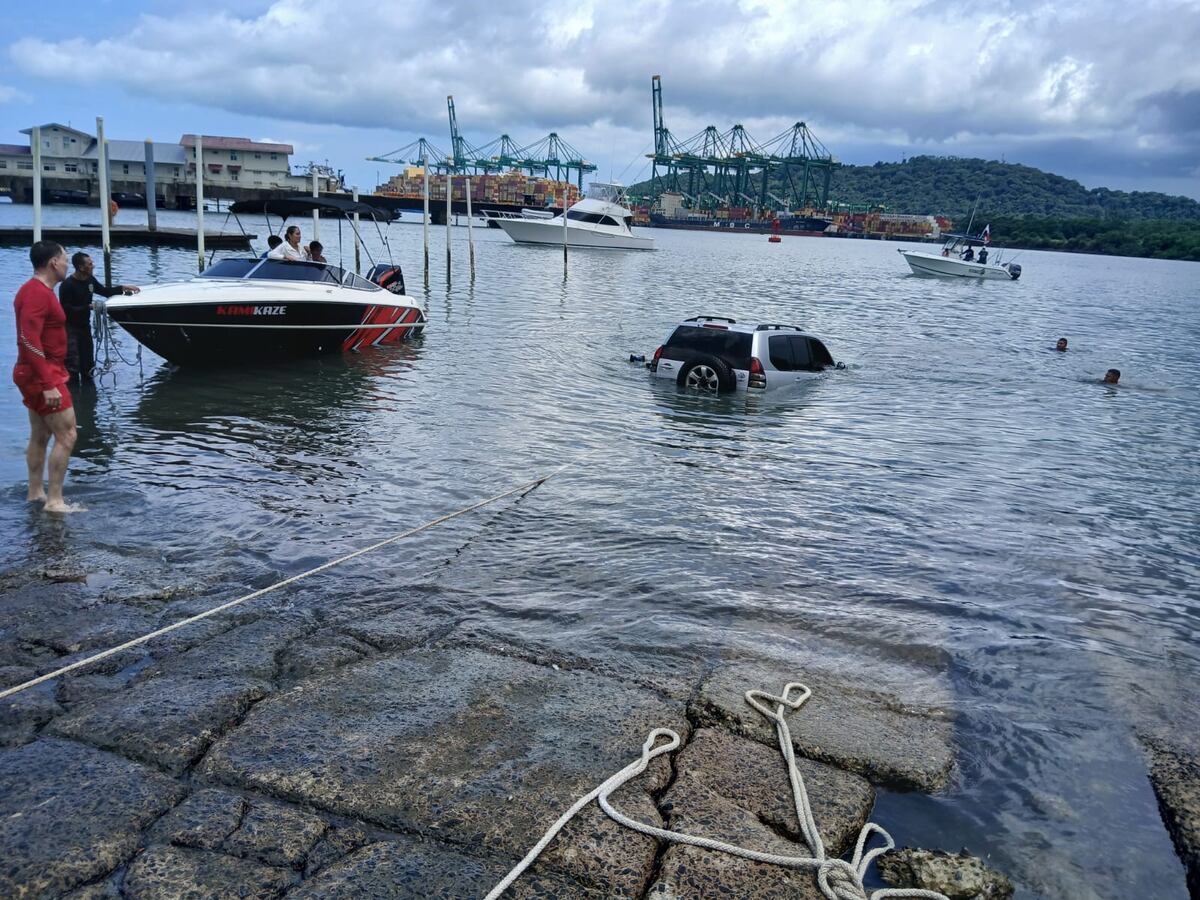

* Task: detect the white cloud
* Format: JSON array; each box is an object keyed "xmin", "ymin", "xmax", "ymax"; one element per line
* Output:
[
  {"xmin": 5, "ymin": 0, "xmax": 1199, "ymax": 185},
  {"xmin": 0, "ymin": 83, "xmax": 29, "ymax": 104}
]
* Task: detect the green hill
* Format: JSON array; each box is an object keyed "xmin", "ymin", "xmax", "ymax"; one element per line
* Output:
[
  {"xmin": 631, "ymin": 155, "xmax": 1200, "ymax": 222},
  {"xmin": 827, "ymin": 156, "xmax": 1200, "ymax": 221}
]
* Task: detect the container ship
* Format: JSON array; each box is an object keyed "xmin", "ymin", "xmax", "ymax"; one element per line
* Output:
[{"xmin": 647, "ymin": 212, "xmax": 833, "ymax": 235}]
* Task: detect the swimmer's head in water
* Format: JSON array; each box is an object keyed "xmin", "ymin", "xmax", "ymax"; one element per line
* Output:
[
  {"xmin": 1056, "ymin": 338, "xmax": 1068, "ymax": 351},
  {"xmin": 1104, "ymin": 368, "xmax": 1121, "ymax": 384}
]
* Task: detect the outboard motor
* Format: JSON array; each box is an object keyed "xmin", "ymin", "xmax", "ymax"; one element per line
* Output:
[
  {"xmin": 366, "ymin": 263, "xmax": 406, "ymax": 295},
  {"xmin": 1004, "ymin": 263, "xmax": 1022, "ymax": 281}
]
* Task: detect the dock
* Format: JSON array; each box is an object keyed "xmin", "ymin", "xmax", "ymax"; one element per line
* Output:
[{"xmin": 0, "ymin": 225, "xmax": 254, "ymax": 250}]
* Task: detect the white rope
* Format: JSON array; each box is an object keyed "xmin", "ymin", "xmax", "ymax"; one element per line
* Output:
[
  {"xmin": 0, "ymin": 468, "xmax": 567, "ymax": 702},
  {"xmin": 486, "ymin": 682, "xmax": 949, "ymax": 900}
]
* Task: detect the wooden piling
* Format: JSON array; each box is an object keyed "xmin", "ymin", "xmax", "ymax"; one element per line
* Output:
[
  {"xmin": 422, "ymin": 157, "xmax": 430, "ymax": 287},
  {"xmin": 466, "ymin": 175, "xmax": 475, "ymax": 281},
  {"xmin": 31, "ymin": 127, "xmax": 42, "ymax": 243},
  {"xmin": 195, "ymin": 135, "xmax": 206, "ymax": 272},
  {"xmin": 352, "ymin": 186, "xmax": 361, "ymax": 274},
  {"xmin": 446, "ymin": 171, "xmax": 452, "ymax": 284},
  {"xmin": 144, "ymin": 139, "xmax": 157, "ymax": 232},
  {"xmin": 96, "ymin": 119, "xmax": 113, "ymax": 289}
]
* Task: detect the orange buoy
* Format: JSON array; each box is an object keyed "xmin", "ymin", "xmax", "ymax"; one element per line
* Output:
[
  {"xmin": 109, "ymin": 199, "xmax": 119, "ymax": 223},
  {"xmin": 768, "ymin": 234, "xmax": 781, "ymax": 243}
]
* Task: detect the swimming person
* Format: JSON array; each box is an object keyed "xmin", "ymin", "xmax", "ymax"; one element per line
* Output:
[
  {"xmin": 12, "ymin": 241, "xmax": 84, "ymax": 513},
  {"xmin": 261, "ymin": 235, "xmax": 283, "ymax": 258},
  {"xmin": 1055, "ymin": 338, "xmax": 1069, "ymax": 352},
  {"xmin": 1103, "ymin": 369, "xmax": 1121, "ymax": 384}
]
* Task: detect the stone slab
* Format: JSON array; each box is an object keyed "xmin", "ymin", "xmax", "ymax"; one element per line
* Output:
[
  {"xmin": 877, "ymin": 847, "xmax": 1014, "ymax": 899},
  {"xmin": 646, "ymin": 728, "xmax": 874, "ymax": 900},
  {"xmin": 146, "ymin": 788, "xmax": 246, "ymax": 852},
  {"xmin": 289, "ymin": 838, "xmax": 612, "ymax": 899},
  {"xmin": 146, "ymin": 616, "xmax": 315, "ymax": 683},
  {"xmin": 0, "ymin": 738, "xmax": 186, "ymax": 898},
  {"xmin": 123, "ymin": 845, "xmax": 295, "ymax": 900},
  {"xmin": 221, "ymin": 798, "xmax": 328, "ymax": 869},
  {"xmin": 0, "ymin": 668, "xmax": 61, "ymax": 747},
  {"xmin": 201, "ymin": 647, "xmax": 686, "ymax": 894},
  {"xmin": 1140, "ymin": 733, "xmax": 1200, "ymax": 897},
  {"xmin": 693, "ymin": 658, "xmax": 954, "ymax": 791},
  {"xmin": 48, "ymin": 674, "xmax": 267, "ymax": 774}
]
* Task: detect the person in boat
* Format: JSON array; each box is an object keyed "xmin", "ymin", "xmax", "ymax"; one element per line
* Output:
[
  {"xmin": 941, "ymin": 247, "xmax": 950, "ymax": 257},
  {"xmin": 978, "ymin": 246, "xmax": 989, "ymax": 264},
  {"xmin": 961, "ymin": 246, "xmax": 975, "ymax": 261},
  {"xmin": 261, "ymin": 235, "xmax": 283, "ymax": 259},
  {"xmin": 268, "ymin": 225, "xmax": 308, "ymax": 261},
  {"xmin": 308, "ymin": 240, "xmax": 326, "ymax": 263},
  {"xmin": 12, "ymin": 240, "xmax": 83, "ymax": 513},
  {"xmin": 59, "ymin": 251, "xmax": 140, "ymax": 383},
  {"xmin": 1102, "ymin": 368, "xmax": 1120, "ymax": 385},
  {"xmin": 1055, "ymin": 338, "xmax": 1069, "ymax": 352}
]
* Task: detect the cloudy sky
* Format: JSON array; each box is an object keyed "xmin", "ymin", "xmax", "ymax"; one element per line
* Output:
[{"xmin": 3, "ymin": 0, "xmax": 1198, "ymax": 199}]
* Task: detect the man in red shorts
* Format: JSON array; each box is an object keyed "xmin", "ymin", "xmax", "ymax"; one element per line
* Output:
[{"xmin": 13, "ymin": 240, "xmax": 82, "ymax": 513}]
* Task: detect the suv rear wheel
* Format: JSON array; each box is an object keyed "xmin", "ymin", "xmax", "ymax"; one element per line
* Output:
[{"xmin": 678, "ymin": 355, "xmax": 735, "ymax": 393}]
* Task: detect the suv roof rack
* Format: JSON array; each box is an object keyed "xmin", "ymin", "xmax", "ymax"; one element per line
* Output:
[
  {"xmin": 684, "ymin": 315, "xmax": 737, "ymax": 324},
  {"xmin": 754, "ymin": 323, "xmax": 804, "ymax": 332}
]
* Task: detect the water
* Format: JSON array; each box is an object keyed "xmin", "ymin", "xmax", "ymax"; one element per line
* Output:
[{"xmin": 2, "ymin": 203, "xmax": 1198, "ymax": 897}]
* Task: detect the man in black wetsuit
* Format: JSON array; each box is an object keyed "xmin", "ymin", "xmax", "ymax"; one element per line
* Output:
[{"xmin": 58, "ymin": 252, "xmax": 140, "ymax": 381}]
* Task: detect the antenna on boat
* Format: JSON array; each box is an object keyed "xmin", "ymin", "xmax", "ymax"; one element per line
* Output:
[{"xmin": 964, "ymin": 193, "xmax": 981, "ymax": 239}]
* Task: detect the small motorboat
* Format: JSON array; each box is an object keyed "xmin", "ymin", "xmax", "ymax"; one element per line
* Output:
[
  {"xmin": 488, "ymin": 182, "xmax": 654, "ymax": 250},
  {"xmin": 898, "ymin": 232, "xmax": 1021, "ymax": 280},
  {"xmin": 104, "ymin": 197, "xmax": 424, "ymax": 366}
]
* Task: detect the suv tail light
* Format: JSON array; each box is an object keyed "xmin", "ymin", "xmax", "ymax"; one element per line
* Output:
[
  {"xmin": 749, "ymin": 356, "xmax": 766, "ymax": 389},
  {"xmin": 651, "ymin": 345, "xmax": 664, "ymax": 371}
]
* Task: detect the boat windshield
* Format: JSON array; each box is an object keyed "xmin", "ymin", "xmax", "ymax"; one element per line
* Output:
[
  {"xmin": 199, "ymin": 258, "xmax": 260, "ymax": 279},
  {"xmin": 198, "ymin": 258, "xmax": 381, "ymax": 291},
  {"xmin": 586, "ymin": 182, "xmax": 626, "ymax": 204}
]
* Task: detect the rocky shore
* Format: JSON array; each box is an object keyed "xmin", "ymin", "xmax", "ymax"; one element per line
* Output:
[{"xmin": 2, "ymin": 551, "xmax": 1177, "ymax": 899}]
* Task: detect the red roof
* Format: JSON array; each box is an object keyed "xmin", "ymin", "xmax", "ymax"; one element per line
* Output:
[
  {"xmin": 179, "ymin": 134, "xmax": 293, "ymax": 155},
  {"xmin": 0, "ymin": 144, "xmax": 31, "ymax": 156}
]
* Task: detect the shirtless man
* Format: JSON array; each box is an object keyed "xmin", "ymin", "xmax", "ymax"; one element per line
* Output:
[{"xmin": 12, "ymin": 240, "xmax": 82, "ymax": 512}]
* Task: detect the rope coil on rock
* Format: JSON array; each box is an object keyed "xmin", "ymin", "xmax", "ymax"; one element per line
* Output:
[{"xmin": 486, "ymin": 682, "xmax": 949, "ymax": 900}]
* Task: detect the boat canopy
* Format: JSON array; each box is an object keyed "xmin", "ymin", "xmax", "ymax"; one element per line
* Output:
[
  {"xmin": 229, "ymin": 196, "xmax": 395, "ymax": 221},
  {"xmin": 941, "ymin": 232, "xmax": 989, "ymax": 247}
]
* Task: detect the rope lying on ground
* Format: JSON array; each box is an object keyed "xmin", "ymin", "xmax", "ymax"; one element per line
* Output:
[
  {"xmin": 486, "ymin": 682, "xmax": 949, "ymax": 900},
  {"xmin": 0, "ymin": 467, "xmax": 567, "ymax": 702}
]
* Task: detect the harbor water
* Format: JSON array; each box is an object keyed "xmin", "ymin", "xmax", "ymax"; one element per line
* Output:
[{"xmin": 1, "ymin": 204, "xmax": 1198, "ymax": 897}]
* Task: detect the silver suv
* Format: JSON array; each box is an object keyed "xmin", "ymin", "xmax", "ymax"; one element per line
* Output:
[{"xmin": 649, "ymin": 316, "xmax": 839, "ymax": 393}]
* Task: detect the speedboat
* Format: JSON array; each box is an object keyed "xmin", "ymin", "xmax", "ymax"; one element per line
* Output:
[
  {"xmin": 104, "ymin": 195, "xmax": 426, "ymax": 366},
  {"xmin": 898, "ymin": 232, "xmax": 1021, "ymax": 280},
  {"xmin": 104, "ymin": 258, "xmax": 424, "ymax": 366},
  {"xmin": 489, "ymin": 182, "xmax": 654, "ymax": 250}
]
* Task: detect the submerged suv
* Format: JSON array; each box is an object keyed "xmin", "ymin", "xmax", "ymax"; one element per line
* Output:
[{"xmin": 650, "ymin": 316, "xmax": 838, "ymax": 393}]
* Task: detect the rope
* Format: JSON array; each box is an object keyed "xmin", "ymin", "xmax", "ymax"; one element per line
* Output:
[
  {"xmin": 486, "ymin": 682, "xmax": 949, "ymax": 900},
  {"xmin": 0, "ymin": 467, "xmax": 568, "ymax": 702}
]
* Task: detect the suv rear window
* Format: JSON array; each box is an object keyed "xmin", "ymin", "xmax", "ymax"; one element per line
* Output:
[{"xmin": 665, "ymin": 326, "xmax": 753, "ymax": 368}]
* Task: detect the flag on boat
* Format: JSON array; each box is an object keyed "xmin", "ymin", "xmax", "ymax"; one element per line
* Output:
[{"xmin": 982, "ymin": 224, "xmax": 991, "ymax": 244}]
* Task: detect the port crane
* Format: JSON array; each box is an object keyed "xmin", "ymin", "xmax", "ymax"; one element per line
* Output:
[
  {"xmin": 644, "ymin": 75, "xmax": 837, "ymax": 214},
  {"xmin": 369, "ymin": 96, "xmax": 598, "ymax": 189}
]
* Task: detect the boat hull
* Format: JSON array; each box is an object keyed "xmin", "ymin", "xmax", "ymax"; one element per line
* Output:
[
  {"xmin": 104, "ymin": 281, "xmax": 425, "ymax": 366},
  {"xmin": 494, "ymin": 217, "xmax": 655, "ymax": 250},
  {"xmin": 898, "ymin": 249, "xmax": 1017, "ymax": 280}
]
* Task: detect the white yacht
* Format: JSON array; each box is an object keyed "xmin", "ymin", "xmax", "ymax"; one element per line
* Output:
[
  {"xmin": 898, "ymin": 232, "xmax": 1022, "ymax": 280},
  {"xmin": 489, "ymin": 183, "xmax": 655, "ymax": 250}
]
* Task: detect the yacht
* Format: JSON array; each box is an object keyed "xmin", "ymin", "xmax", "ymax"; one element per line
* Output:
[{"xmin": 489, "ymin": 183, "xmax": 654, "ymax": 250}]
